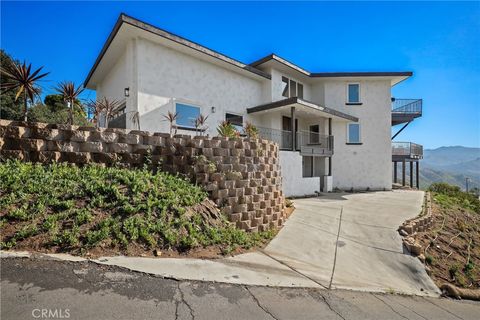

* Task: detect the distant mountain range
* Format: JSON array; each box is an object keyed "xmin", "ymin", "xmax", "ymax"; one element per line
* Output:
[{"xmin": 420, "ymin": 146, "xmax": 480, "ymax": 190}]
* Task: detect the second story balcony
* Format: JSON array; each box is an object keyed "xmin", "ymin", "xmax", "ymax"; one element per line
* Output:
[
  {"xmin": 392, "ymin": 142, "xmax": 423, "ymax": 161},
  {"xmin": 391, "ymin": 98, "xmax": 422, "ymax": 125},
  {"xmin": 257, "ymin": 127, "xmax": 334, "ymax": 156}
]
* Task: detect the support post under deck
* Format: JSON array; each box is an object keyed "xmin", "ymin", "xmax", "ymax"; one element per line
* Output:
[
  {"xmin": 291, "ymin": 107, "xmax": 296, "ymax": 151},
  {"xmin": 410, "ymin": 161, "xmax": 414, "ymax": 187},
  {"xmin": 402, "ymin": 159, "xmax": 406, "ymax": 187},
  {"xmin": 393, "ymin": 161, "xmax": 397, "ymax": 183},
  {"xmin": 416, "ymin": 161, "xmax": 420, "ymax": 189}
]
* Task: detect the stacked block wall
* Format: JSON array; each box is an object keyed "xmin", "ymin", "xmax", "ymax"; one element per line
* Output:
[{"xmin": 0, "ymin": 120, "xmax": 285, "ymax": 232}]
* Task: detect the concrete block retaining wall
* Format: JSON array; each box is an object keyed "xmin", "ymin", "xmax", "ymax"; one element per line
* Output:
[{"xmin": 0, "ymin": 120, "xmax": 285, "ymax": 232}]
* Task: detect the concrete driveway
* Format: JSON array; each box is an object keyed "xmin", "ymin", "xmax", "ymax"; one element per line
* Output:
[
  {"xmin": 264, "ymin": 190, "xmax": 440, "ymax": 295},
  {"xmin": 3, "ymin": 190, "xmax": 440, "ymax": 296}
]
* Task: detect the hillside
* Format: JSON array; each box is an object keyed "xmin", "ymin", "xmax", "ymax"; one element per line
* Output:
[{"xmin": 420, "ymin": 146, "xmax": 480, "ymax": 190}]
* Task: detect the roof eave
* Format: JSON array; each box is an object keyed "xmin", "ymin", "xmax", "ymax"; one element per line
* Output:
[
  {"xmin": 247, "ymin": 97, "xmax": 358, "ymax": 122},
  {"xmin": 84, "ymin": 13, "xmax": 271, "ymax": 89}
]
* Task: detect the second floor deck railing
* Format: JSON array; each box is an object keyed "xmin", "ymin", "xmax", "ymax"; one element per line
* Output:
[
  {"xmin": 391, "ymin": 99, "xmax": 422, "ymax": 115},
  {"xmin": 257, "ymin": 126, "xmax": 333, "ymax": 153},
  {"xmin": 392, "ymin": 142, "xmax": 423, "ymax": 159},
  {"xmin": 296, "ymin": 130, "xmax": 333, "ymax": 151}
]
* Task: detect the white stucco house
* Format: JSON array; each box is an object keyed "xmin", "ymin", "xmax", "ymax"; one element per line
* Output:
[{"xmin": 84, "ymin": 14, "xmax": 423, "ymax": 197}]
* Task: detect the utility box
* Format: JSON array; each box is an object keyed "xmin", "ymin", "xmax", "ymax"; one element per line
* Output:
[{"xmin": 323, "ymin": 175, "xmax": 333, "ymax": 192}]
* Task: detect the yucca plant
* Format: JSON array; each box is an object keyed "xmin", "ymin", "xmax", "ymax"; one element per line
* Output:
[
  {"xmin": 244, "ymin": 122, "xmax": 259, "ymax": 139},
  {"xmin": 163, "ymin": 111, "xmax": 178, "ymax": 136},
  {"xmin": 217, "ymin": 120, "xmax": 239, "ymax": 138},
  {"xmin": 0, "ymin": 61, "xmax": 49, "ymax": 121},
  {"xmin": 87, "ymin": 97, "xmax": 124, "ymax": 128},
  {"xmin": 194, "ymin": 114, "xmax": 209, "ymax": 136},
  {"xmin": 55, "ymin": 81, "xmax": 84, "ymax": 125}
]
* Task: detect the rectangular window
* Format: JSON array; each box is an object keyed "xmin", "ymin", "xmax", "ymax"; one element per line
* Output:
[
  {"xmin": 298, "ymin": 83, "xmax": 304, "ymax": 99},
  {"xmin": 282, "ymin": 76, "xmax": 289, "ymax": 98},
  {"xmin": 281, "ymin": 76, "xmax": 303, "ymax": 98},
  {"xmin": 347, "ymin": 123, "xmax": 361, "ymax": 143},
  {"xmin": 176, "ymin": 103, "xmax": 200, "ymax": 128},
  {"xmin": 347, "ymin": 84, "xmax": 360, "ymax": 103},
  {"xmin": 290, "ymin": 79, "xmax": 297, "ymax": 97},
  {"xmin": 226, "ymin": 113, "xmax": 243, "ymax": 131}
]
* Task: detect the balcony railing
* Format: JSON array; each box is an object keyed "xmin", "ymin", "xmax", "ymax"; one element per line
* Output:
[
  {"xmin": 392, "ymin": 142, "xmax": 423, "ymax": 159},
  {"xmin": 257, "ymin": 126, "xmax": 293, "ymax": 150},
  {"xmin": 257, "ymin": 127, "xmax": 334, "ymax": 155},
  {"xmin": 391, "ymin": 99, "xmax": 422, "ymax": 115},
  {"xmin": 296, "ymin": 130, "xmax": 334, "ymax": 154}
]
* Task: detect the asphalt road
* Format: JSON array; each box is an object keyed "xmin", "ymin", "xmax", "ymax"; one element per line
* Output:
[{"xmin": 1, "ymin": 257, "xmax": 479, "ymax": 320}]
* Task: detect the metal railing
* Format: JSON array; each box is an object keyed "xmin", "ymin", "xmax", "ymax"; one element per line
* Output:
[
  {"xmin": 392, "ymin": 142, "xmax": 423, "ymax": 159},
  {"xmin": 257, "ymin": 126, "xmax": 334, "ymax": 153},
  {"xmin": 296, "ymin": 130, "xmax": 333, "ymax": 151},
  {"xmin": 391, "ymin": 99, "xmax": 422, "ymax": 115}
]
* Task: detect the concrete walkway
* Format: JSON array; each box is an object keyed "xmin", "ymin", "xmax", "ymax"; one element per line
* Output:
[{"xmin": 0, "ymin": 190, "xmax": 440, "ymax": 296}]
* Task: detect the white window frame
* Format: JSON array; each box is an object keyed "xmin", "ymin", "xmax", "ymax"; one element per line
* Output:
[
  {"xmin": 346, "ymin": 122, "xmax": 361, "ymax": 144},
  {"xmin": 346, "ymin": 83, "xmax": 361, "ymax": 104},
  {"xmin": 174, "ymin": 100, "xmax": 202, "ymax": 129}
]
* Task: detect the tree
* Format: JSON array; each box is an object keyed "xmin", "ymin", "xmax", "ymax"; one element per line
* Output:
[
  {"xmin": 28, "ymin": 94, "xmax": 90, "ymax": 126},
  {"xmin": 0, "ymin": 50, "xmax": 23, "ymax": 120},
  {"xmin": 0, "ymin": 57, "xmax": 49, "ymax": 121},
  {"xmin": 55, "ymin": 81, "xmax": 84, "ymax": 125},
  {"xmin": 87, "ymin": 97, "xmax": 123, "ymax": 128}
]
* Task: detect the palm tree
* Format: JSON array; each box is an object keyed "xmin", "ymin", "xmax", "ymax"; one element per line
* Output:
[
  {"xmin": 0, "ymin": 61, "xmax": 49, "ymax": 121},
  {"xmin": 55, "ymin": 81, "xmax": 84, "ymax": 125},
  {"xmin": 163, "ymin": 111, "xmax": 178, "ymax": 136},
  {"xmin": 87, "ymin": 97, "xmax": 124, "ymax": 128}
]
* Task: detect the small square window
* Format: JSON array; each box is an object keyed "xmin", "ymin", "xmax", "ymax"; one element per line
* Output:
[
  {"xmin": 176, "ymin": 103, "xmax": 200, "ymax": 128},
  {"xmin": 347, "ymin": 123, "xmax": 361, "ymax": 143},
  {"xmin": 347, "ymin": 84, "xmax": 360, "ymax": 103}
]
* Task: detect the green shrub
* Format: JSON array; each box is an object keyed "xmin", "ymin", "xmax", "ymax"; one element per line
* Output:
[
  {"xmin": 0, "ymin": 160, "xmax": 274, "ymax": 255},
  {"xmin": 217, "ymin": 121, "xmax": 239, "ymax": 138},
  {"xmin": 429, "ymin": 182, "xmax": 480, "ymax": 212}
]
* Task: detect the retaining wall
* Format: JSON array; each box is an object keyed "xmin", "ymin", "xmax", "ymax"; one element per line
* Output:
[{"xmin": 0, "ymin": 120, "xmax": 285, "ymax": 232}]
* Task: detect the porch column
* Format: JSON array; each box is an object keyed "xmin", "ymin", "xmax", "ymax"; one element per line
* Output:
[
  {"xmin": 402, "ymin": 159, "xmax": 406, "ymax": 186},
  {"xmin": 328, "ymin": 118, "xmax": 332, "ymax": 176},
  {"xmin": 416, "ymin": 161, "xmax": 420, "ymax": 189},
  {"xmin": 410, "ymin": 161, "xmax": 414, "ymax": 187},
  {"xmin": 393, "ymin": 161, "xmax": 397, "ymax": 183},
  {"xmin": 291, "ymin": 107, "xmax": 296, "ymax": 151}
]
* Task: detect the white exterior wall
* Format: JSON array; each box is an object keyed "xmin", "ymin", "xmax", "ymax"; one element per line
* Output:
[
  {"xmin": 134, "ymin": 38, "xmax": 265, "ymax": 135},
  {"xmin": 270, "ymin": 69, "xmax": 312, "ymax": 102},
  {"xmin": 279, "ymin": 151, "xmax": 320, "ymax": 197},
  {"xmin": 96, "ymin": 40, "xmax": 139, "ymax": 129},
  {"xmin": 323, "ymin": 80, "xmax": 392, "ymax": 190},
  {"xmin": 94, "ymin": 38, "xmax": 395, "ymax": 193}
]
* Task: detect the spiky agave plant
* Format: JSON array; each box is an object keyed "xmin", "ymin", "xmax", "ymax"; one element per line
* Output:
[
  {"xmin": 55, "ymin": 81, "xmax": 84, "ymax": 125},
  {"xmin": 0, "ymin": 61, "xmax": 49, "ymax": 121},
  {"xmin": 163, "ymin": 111, "xmax": 178, "ymax": 136},
  {"xmin": 87, "ymin": 97, "xmax": 124, "ymax": 128}
]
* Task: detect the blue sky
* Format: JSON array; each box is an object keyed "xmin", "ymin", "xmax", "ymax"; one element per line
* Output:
[{"xmin": 1, "ymin": 1, "xmax": 479, "ymax": 149}]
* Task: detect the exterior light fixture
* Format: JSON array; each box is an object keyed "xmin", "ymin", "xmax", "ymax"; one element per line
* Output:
[
  {"xmin": 211, "ymin": 106, "xmax": 216, "ymax": 113},
  {"xmin": 124, "ymin": 87, "xmax": 130, "ymax": 97}
]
